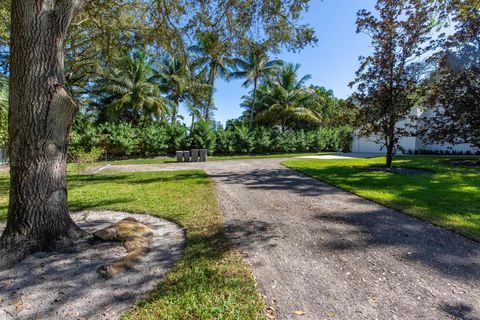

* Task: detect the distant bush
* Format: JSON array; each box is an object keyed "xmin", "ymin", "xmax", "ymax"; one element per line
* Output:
[
  {"xmin": 139, "ymin": 122, "xmax": 169, "ymax": 156},
  {"xmin": 189, "ymin": 121, "xmax": 216, "ymax": 154},
  {"xmin": 102, "ymin": 123, "xmax": 139, "ymax": 156},
  {"xmin": 69, "ymin": 147, "xmax": 105, "ymax": 174},
  {"xmin": 69, "ymin": 119, "xmax": 353, "ymax": 159},
  {"xmin": 167, "ymin": 124, "xmax": 189, "ymax": 154},
  {"xmin": 216, "ymin": 126, "xmax": 235, "ymax": 155}
]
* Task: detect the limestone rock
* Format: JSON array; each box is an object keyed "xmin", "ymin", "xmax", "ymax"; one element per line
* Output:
[{"xmin": 93, "ymin": 217, "xmax": 154, "ymax": 279}]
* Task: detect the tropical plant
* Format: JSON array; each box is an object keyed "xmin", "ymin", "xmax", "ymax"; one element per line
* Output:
[
  {"xmin": 101, "ymin": 122, "xmax": 140, "ymax": 156},
  {"xmin": 255, "ymin": 63, "xmax": 322, "ymax": 130},
  {"xmin": 190, "ymin": 32, "xmax": 234, "ymax": 121},
  {"xmin": 139, "ymin": 122, "xmax": 169, "ymax": 156},
  {"xmin": 95, "ymin": 49, "xmax": 168, "ymax": 125},
  {"xmin": 189, "ymin": 121, "xmax": 216, "ymax": 154},
  {"xmin": 229, "ymin": 44, "xmax": 283, "ymax": 130},
  {"xmin": 157, "ymin": 54, "xmax": 209, "ymax": 125}
]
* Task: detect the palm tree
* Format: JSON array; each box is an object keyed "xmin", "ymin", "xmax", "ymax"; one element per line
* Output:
[
  {"xmin": 229, "ymin": 45, "xmax": 283, "ymax": 130},
  {"xmin": 190, "ymin": 32, "xmax": 234, "ymax": 121},
  {"xmin": 96, "ymin": 50, "xmax": 168, "ymax": 124},
  {"xmin": 157, "ymin": 54, "xmax": 209, "ymax": 126},
  {"xmin": 255, "ymin": 63, "xmax": 322, "ymax": 130}
]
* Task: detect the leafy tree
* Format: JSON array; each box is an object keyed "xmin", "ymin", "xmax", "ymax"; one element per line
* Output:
[
  {"xmin": 350, "ymin": 0, "xmax": 433, "ymax": 168},
  {"xmin": 157, "ymin": 54, "xmax": 208, "ymax": 125},
  {"xmin": 191, "ymin": 32, "xmax": 235, "ymax": 121},
  {"xmin": 95, "ymin": 50, "xmax": 168, "ymax": 125},
  {"xmin": 1, "ymin": 0, "xmax": 316, "ymax": 269},
  {"xmin": 229, "ymin": 44, "xmax": 283, "ymax": 130},
  {"xmin": 255, "ymin": 63, "xmax": 322, "ymax": 130},
  {"xmin": 423, "ymin": 0, "xmax": 480, "ymax": 147}
]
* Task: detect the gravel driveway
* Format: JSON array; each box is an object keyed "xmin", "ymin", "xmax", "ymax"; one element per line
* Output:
[{"xmin": 95, "ymin": 158, "xmax": 480, "ymax": 320}]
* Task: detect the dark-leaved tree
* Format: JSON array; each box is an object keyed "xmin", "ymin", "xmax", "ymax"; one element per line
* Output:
[
  {"xmin": 350, "ymin": 0, "xmax": 433, "ymax": 168},
  {"xmin": 423, "ymin": 0, "xmax": 480, "ymax": 148}
]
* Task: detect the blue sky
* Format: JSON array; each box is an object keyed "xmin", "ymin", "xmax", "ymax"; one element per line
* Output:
[{"xmin": 180, "ymin": 0, "xmax": 377, "ymax": 125}]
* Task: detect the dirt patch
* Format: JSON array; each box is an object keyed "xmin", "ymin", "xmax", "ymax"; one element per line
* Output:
[
  {"xmin": 446, "ymin": 159, "xmax": 480, "ymax": 168},
  {"xmin": 354, "ymin": 166, "xmax": 435, "ymax": 174},
  {"xmin": 0, "ymin": 211, "xmax": 184, "ymax": 320}
]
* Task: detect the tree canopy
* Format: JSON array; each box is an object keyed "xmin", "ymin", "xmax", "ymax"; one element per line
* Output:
[{"xmin": 350, "ymin": 0, "xmax": 434, "ymax": 167}]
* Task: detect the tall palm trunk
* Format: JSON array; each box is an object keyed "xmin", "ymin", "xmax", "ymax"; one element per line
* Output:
[
  {"xmin": 171, "ymin": 98, "xmax": 179, "ymax": 126},
  {"xmin": 205, "ymin": 62, "xmax": 217, "ymax": 121},
  {"xmin": 249, "ymin": 78, "xmax": 258, "ymax": 131},
  {"xmin": 0, "ymin": 0, "xmax": 87, "ymax": 269},
  {"xmin": 191, "ymin": 112, "xmax": 196, "ymax": 130}
]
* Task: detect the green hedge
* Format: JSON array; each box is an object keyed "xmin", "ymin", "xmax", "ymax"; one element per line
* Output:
[{"xmin": 69, "ymin": 120, "xmax": 352, "ymax": 158}]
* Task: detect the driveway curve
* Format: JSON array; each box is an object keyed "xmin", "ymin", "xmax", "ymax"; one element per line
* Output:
[{"xmin": 93, "ymin": 158, "xmax": 480, "ymax": 320}]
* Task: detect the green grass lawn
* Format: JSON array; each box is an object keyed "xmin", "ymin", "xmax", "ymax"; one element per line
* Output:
[
  {"xmin": 0, "ymin": 170, "xmax": 264, "ymax": 319},
  {"xmin": 94, "ymin": 152, "xmax": 333, "ymax": 166},
  {"xmin": 283, "ymin": 156, "xmax": 480, "ymax": 241}
]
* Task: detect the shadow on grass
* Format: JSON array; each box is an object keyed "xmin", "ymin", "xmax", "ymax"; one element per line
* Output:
[{"xmin": 286, "ymin": 161, "xmax": 480, "ymax": 241}]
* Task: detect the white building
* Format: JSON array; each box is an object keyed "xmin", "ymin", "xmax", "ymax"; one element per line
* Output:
[{"xmin": 351, "ymin": 107, "xmax": 479, "ymax": 154}]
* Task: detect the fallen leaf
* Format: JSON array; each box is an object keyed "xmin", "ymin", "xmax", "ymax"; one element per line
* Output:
[
  {"xmin": 293, "ymin": 310, "xmax": 305, "ymax": 315},
  {"xmin": 15, "ymin": 302, "xmax": 23, "ymax": 312}
]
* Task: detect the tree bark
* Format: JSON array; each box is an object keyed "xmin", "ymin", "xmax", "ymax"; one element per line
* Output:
[
  {"xmin": 171, "ymin": 98, "xmax": 179, "ymax": 126},
  {"xmin": 248, "ymin": 78, "xmax": 258, "ymax": 131},
  {"xmin": 385, "ymin": 131, "xmax": 395, "ymax": 169},
  {"xmin": 205, "ymin": 63, "xmax": 217, "ymax": 122},
  {"xmin": 0, "ymin": 0, "xmax": 88, "ymax": 270}
]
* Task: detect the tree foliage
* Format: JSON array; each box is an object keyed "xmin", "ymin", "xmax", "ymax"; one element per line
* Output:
[
  {"xmin": 254, "ymin": 63, "xmax": 322, "ymax": 130},
  {"xmin": 93, "ymin": 49, "xmax": 169, "ymax": 124},
  {"xmin": 229, "ymin": 43, "xmax": 283, "ymax": 129},
  {"xmin": 350, "ymin": 0, "xmax": 434, "ymax": 167},
  {"xmin": 423, "ymin": 0, "xmax": 480, "ymax": 147}
]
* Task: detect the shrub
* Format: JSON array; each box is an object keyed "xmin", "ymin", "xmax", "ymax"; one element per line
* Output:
[
  {"xmin": 139, "ymin": 122, "xmax": 169, "ymax": 156},
  {"xmin": 295, "ymin": 130, "xmax": 309, "ymax": 152},
  {"xmin": 252, "ymin": 128, "xmax": 272, "ymax": 153},
  {"xmin": 102, "ymin": 123, "xmax": 139, "ymax": 156},
  {"xmin": 233, "ymin": 126, "xmax": 254, "ymax": 154},
  {"xmin": 70, "ymin": 121, "xmax": 100, "ymax": 152},
  {"xmin": 189, "ymin": 121, "xmax": 216, "ymax": 154},
  {"xmin": 216, "ymin": 126, "xmax": 235, "ymax": 155},
  {"xmin": 167, "ymin": 124, "xmax": 189, "ymax": 153},
  {"xmin": 69, "ymin": 147, "xmax": 105, "ymax": 174},
  {"xmin": 69, "ymin": 114, "xmax": 354, "ymax": 157}
]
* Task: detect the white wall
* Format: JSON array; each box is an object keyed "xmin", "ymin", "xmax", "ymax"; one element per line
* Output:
[
  {"xmin": 351, "ymin": 135, "xmax": 421, "ymax": 154},
  {"xmin": 352, "ymin": 107, "xmax": 478, "ymax": 154}
]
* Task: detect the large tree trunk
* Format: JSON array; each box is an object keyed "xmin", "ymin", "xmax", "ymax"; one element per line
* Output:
[
  {"xmin": 0, "ymin": 0, "xmax": 88, "ymax": 270},
  {"xmin": 248, "ymin": 79, "xmax": 257, "ymax": 131}
]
